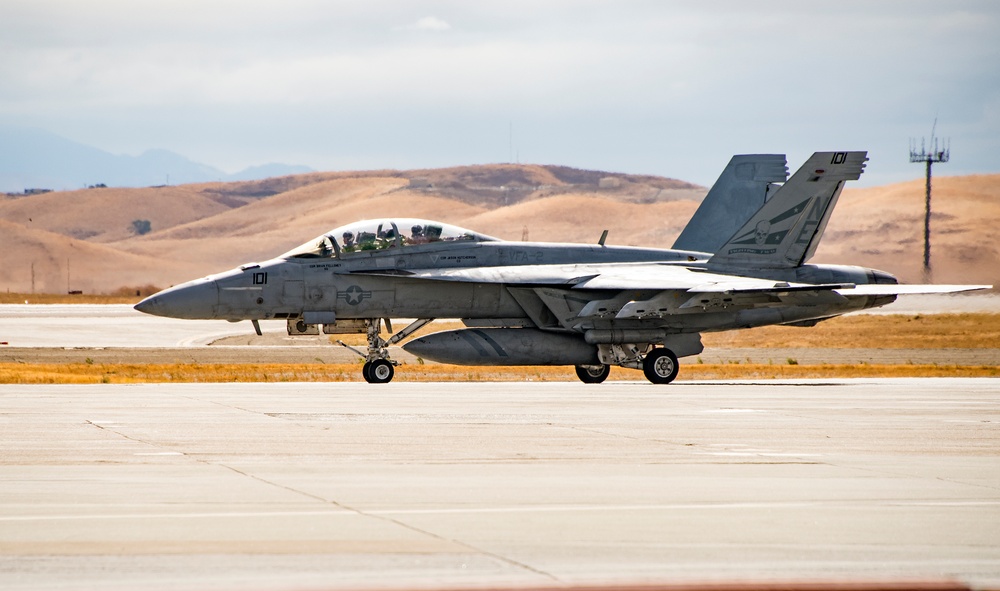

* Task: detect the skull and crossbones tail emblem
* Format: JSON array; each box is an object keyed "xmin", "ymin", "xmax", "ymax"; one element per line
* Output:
[{"xmin": 754, "ymin": 220, "xmax": 771, "ymax": 245}]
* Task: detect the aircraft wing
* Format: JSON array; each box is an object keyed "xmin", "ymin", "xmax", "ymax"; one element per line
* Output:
[
  {"xmin": 399, "ymin": 263, "xmax": 862, "ymax": 324},
  {"xmin": 402, "ymin": 263, "xmax": 990, "ymax": 295},
  {"xmin": 398, "ymin": 264, "xmax": 990, "ymax": 322},
  {"xmin": 401, "ymin": 263, "xmax": 854, "ymax": 299},
  {"xmin": 402, "ymin": 262, "xmax": 787, "ymax": 290}
]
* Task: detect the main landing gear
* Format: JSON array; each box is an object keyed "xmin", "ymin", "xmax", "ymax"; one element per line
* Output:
[
  {"xmin": 575, "ymin": 364, "xmax": 611, "ymax": 384},
  {"xmin": 574, "ymin": 346, "xmax": 680, "ymax": 385},
  {"xmin": 338, "ymin": 318, "xmax": 434, "ymax": 384},
  {"xmin": 642, "ymin": 348, "xmax": 679, "ymax": 384}
]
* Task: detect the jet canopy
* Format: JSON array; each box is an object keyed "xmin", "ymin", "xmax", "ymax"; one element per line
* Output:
[{"xmin": 282, "ymin": 218, "xmax": 498, "ymax": 259}]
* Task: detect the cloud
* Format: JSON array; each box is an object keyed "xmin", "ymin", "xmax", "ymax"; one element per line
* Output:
[
  {"xmin": 396, "ymin": 16, "xmax": 451, "ymax": 32},
  {"xmin": 1, "ymin": 1, "xmax": 998, "ymax": 185}
]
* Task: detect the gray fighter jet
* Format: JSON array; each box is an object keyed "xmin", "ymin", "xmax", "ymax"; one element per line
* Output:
[{"xmin": 135, "ymin": 152, "xmax": 989, "ymax": 383}]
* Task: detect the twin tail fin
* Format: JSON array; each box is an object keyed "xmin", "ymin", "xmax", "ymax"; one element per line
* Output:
[
  {"xmin": 707, "ymin": 151, "xmax": 868, "ymax": 271},
  {"xmin": 672, "ymin": 154, "xmax": 788, "ymax": 254}
]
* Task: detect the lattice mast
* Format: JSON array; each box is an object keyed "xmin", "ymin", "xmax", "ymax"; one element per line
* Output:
[{"xmin": 909, "ymin": 120, "xmax": 950, "ymax": 280}]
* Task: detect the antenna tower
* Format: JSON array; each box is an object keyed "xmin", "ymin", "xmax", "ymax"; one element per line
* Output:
[{"xmin": 909, "ymin": 119, "xmax": 950, "ymax": 281}]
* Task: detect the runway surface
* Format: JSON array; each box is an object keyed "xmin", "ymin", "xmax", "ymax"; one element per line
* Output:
[
  {"xmin": 1, "ymin": 292, "xmax": 998, "ymax": 348},
  {"xmin": 1, "ymin": 379, "xmax": 998, "ymax": 590},
  {"xmin": 0, "ymin": 304, "xmax": 255, "ymax": 348}
]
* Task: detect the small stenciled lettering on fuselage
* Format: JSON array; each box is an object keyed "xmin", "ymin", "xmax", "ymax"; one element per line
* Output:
[{"xmin": 499, "ymin": 250, "xmax": 542, "ymax": 264}]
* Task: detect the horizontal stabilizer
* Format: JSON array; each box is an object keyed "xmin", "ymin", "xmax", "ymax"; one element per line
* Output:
[{"xmin": 835, "ymin": 284, "xmax": 992, "ymax": 296}]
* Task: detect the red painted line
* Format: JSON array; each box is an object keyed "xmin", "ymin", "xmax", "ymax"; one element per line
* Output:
[{"xmin": 334, "ymin": 581, "xmax": 973, "ymax": 591}]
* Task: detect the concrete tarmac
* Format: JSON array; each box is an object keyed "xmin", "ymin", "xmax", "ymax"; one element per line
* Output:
[{"xmin": 1, "ymin": 379, "xmax": 998, "ymax": 590}]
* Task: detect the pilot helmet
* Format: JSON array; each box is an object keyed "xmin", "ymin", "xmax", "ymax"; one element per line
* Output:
[
  {"xmin": 411, "ymin": 224, "xmax": 423, "ymax": 235},
  {"xmin": 343, "ymin": 231, "xmax": 354, "ymax": 240}
]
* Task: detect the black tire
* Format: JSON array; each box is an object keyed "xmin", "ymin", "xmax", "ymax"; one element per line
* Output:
[
  {"xmin": 368, "ymin": 359, "xmax": 395, "ymax": 384},
  {"xmin": 643, "ymin": 348, "xmax": 679, "ymax": 384},
  {"xmin": 575, "ymin": 364, "xmax": 610, "ymax": 384},
  {"xmin": 362, "ymin": 361, "xmax": 373, "ymax": 383}
]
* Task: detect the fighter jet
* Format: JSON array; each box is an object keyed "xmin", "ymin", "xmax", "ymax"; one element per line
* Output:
[{"xmin": 134, "ymin": 151, "xmax": 989, "ymax": 384}]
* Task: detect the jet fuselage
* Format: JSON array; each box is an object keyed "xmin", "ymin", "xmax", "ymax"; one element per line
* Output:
[{"xmin": 136, "ymin": 238, "xmax": 894, "ymax": 333}]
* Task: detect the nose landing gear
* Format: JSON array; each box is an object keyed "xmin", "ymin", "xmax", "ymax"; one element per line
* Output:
[
  {"xmin": 362, "ymin": 359, "xmax": 395, "ymax": 384},
  {"xmin": 338, "ymin": 318, "xmax": 434, "ymax": 383}
]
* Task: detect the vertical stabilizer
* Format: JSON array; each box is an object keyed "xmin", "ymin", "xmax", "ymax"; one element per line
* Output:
[
  {"xmin": 672, "ymin": 154, "xmax": 788, "ymax": 253},
  {"xmin": 707, "ymin": 151, "xmax": 867, "ymax": 270}
]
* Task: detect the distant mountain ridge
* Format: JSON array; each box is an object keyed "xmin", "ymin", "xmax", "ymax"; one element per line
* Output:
[{"xmin": 0, "ymin": 125, "xmax": 313, "ymax": 192}]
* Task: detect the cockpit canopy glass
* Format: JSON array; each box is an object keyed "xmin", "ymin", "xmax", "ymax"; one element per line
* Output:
[{"xmin": 282, "ymin": 218, "xmax": 498, "ymax": 259}]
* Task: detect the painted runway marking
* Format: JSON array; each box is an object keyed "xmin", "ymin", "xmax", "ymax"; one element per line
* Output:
[
  {"xmin": 4, "ymin": 500, "xmax": 999, "ymax": 522},
  {"xmin": 697, "ymin": 452, "xmax": 824, "ymax": 457}
]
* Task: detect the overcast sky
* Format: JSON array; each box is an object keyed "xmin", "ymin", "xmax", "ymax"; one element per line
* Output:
[{"xmin": 2, "ymin": 1, "xmax": 998, "ymax": 187}]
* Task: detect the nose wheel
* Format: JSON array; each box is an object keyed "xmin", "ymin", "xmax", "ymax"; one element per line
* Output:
[
  {"xmin": 363, "ymin": 359, "xmax": 395, "ymax": 384},
  {"xmin": 338, "ymin": 318, "xmax": 434, "ymax": 383}
]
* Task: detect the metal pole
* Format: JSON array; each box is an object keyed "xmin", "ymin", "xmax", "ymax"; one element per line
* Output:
[
  {"xmin": 923, "ymin": 158, "xmax": 932, "ymax": 281},
  {"xmin": 910, "ymin": 124, "xmax": 948, "ymax": 283}
]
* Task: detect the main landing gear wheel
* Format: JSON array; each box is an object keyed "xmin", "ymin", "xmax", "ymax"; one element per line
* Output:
[
  {"xmin": 365, "ymin": 359, "xmax": 394, "ymax": 384},
  {"xmin": 643, "ymin": 348, "xmax": 679, "ymax": 384},
  {"xmin": 575, "ymin": 364, "xmax": 610, "ymax": 384}
]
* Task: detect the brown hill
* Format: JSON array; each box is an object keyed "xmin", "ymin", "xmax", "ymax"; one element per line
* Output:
[
  {"xmin": 816, "ymin": 174, "xmax": 1000, "ymax": 286},
  {"xmin": 0, "ymin": 171, "xmax": 369, "ymax": 244},
  {"xmin": 462, "ymin": 194, "xmax": 698, "ymax": 247},
  {"xmin": 404, "ymin": 163, "xmax": 702, "ymax": 206},
  {"xmin": 0, "ymin": 220, "xmax": 192, "ymax": 294},
  {"xmin": 0, "ymin": 165, "xmax": 996, "ymax": 293},
  {"xmin": 0, "ymin": 185, "xmax": 234, "ymax": 243},
  {"xmin": 112, "ymin": 177, "xmax": 489, "ymax": 271}
]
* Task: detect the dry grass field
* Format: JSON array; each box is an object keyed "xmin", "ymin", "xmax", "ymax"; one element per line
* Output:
[
  {"xmin": 1, "ymin": 361, "xmax": 996, "ymax": 385},
  {"xmin": 701, "ymin": 313, "xmax": 1000, "ymax": 349}
]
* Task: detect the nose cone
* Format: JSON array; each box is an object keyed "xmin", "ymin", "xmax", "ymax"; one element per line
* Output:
[{"xmin": 134, "ymin": 278, "xmax": 220, "ymax": 319}]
